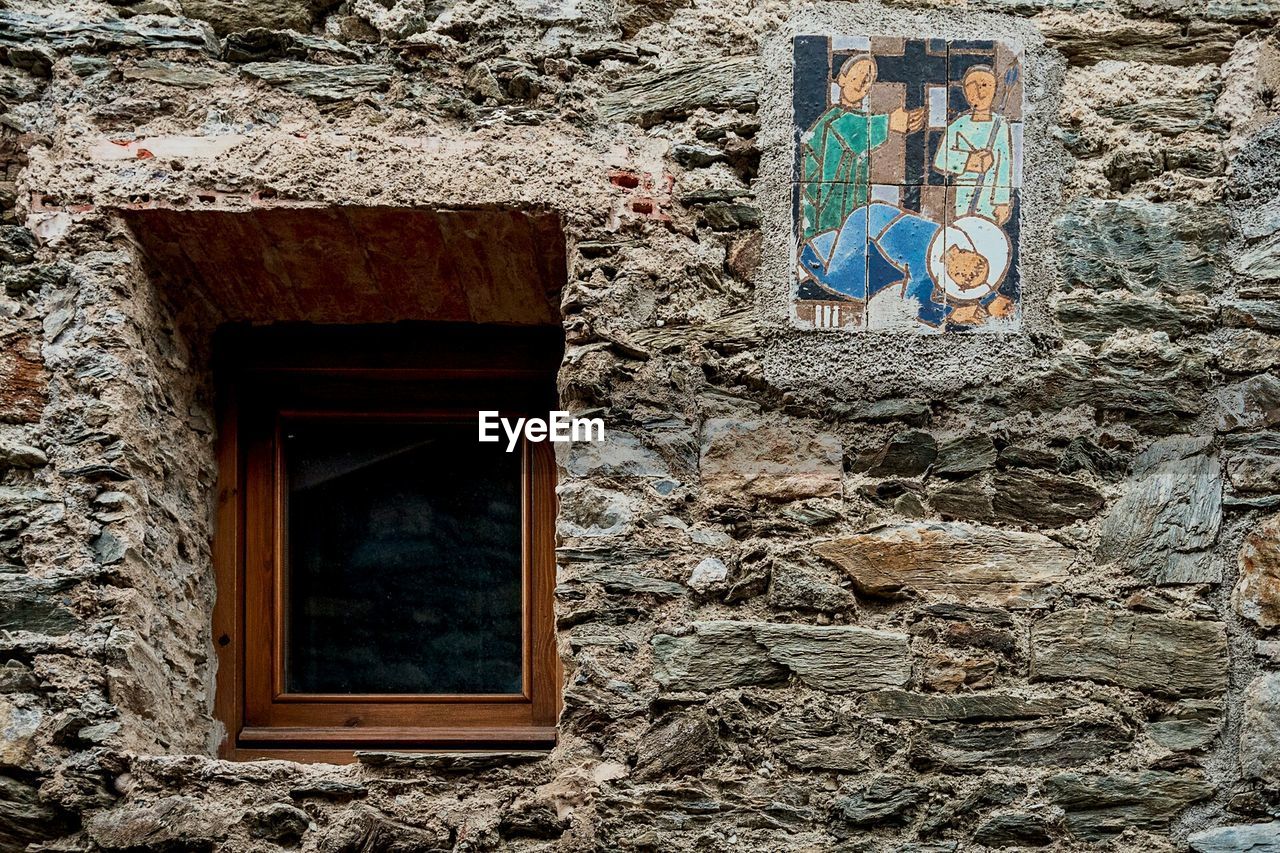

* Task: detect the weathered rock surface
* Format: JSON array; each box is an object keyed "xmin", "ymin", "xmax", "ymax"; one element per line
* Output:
[
  {"xmin": 1055, "ymin": 199, "xmax": 1225, "ymax": 294},
  {"xmin": 1218, "ymin": 374, "xmax": 1280, "ymax": 432},
  {"xmin": 1055, "ymin": 290, "xmax": 1213, "ymax": 343},
  {"xmin": 242, "ymin": 62, "xmax": 394, "ymax": 102},
  {"xmin": 700, "ymin": 418, "xmax": 842, "ymax": 502},
  {"xmin": 0, "ymin": 572, "xmax": 80, "ymax": 635},
  {"xmin": 864, "ymin": 690, "xmax": 1084, "ymax": 721},
  {"xmin": 1096, "ymin": 435, "xmax": 1222, "ymax": 584},
  {"xmin": 634, "ymin": 710, "xmax": 720, "ymax": 779},
  {"xmin": 0, "ymin": 697, "xmax": 39, "ymax": 766},
  {"xmin": 1148, "ymin": 699, "xmax": 1223, "ymax": 752},
  {"xmin": 87, "ymin": 796, "xmax": 232, "ymax": 849},
  {"xmin": 768, "ymin": 562, "xmax": 856, "ymax": 613},
  {"xmin": 1044, "ymin": 771, "xmax": 1215, "ymax": 841},
  {"xmin": 652, "ymin": 621, "xmax": 909, "ymax": 693},
  {"xmin": 0, "ymin": 334, "xmax": 46, "ymax": 424},
  {"xmin": 816, "ymin": 522, "xmax": 1074, "ymax": 607},
  {"xmin": 1235, "ymin": 513, "xmax": 1280, "ymax": 629},
  {"xmin": 913, "ymin": 716, "xmax": 1134, "ymax": 771},
  {"xmin": 991, "ymin": 471, "xmax": 1105, "ymax": 527},
  {"xmin": 1225, "ymin": 432, "xmax": 1280, "ymax": 494},
  {"xmin": 856, "ymin": 430, "xmax": 937, "ymax": 477},
  {"xmin": 931, "ymin": 434, "xmax": 997, "ymax": 477},
  {"xmin": 1241, "ymin": 673, "xmax": 1280, "ymax": 784},
  {"xmin": 183, "ymin": 0, "xmax": 327, "ymax": 35},
  {"xmin": 1031, "ymin": 609, "xmax": 1228, "ymax": 698},
  {"xmin": 972, "ymin": 811, "xmax": 1054, "ymax": 848},
  {"xmin": 1016, "ymin": 349, "xmax": 1207, "ymax": 433},
  {"xmin": 0, "ymin": 10, "xmax": 219, "ymax": 57},
  {"xmin": 599, "ymin": 57, "xmax": 759, "ymax": 126},
  {"xmin": 1189, "ymin": 822, "xmax": 1280, "ymax": 852}
]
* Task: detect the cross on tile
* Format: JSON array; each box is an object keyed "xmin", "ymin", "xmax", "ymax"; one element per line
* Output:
[{"xmin": 868, "ymin": 38, "xmax": 948, "ymax": 189}]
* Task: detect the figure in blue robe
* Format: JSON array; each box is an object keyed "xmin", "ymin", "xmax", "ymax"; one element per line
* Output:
[
  {"xmin": 799, "ymin": 202, "xmax": 947, "ymax": 327},
  {"xmin": 798, "ymin": 202, "xmax": 1000, "ymax": 328}
]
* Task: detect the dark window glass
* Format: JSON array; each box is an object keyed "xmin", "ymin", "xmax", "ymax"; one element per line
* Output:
[{"xmin": 283, "ymin": 420, "xmax": 523, "ymax": 695}]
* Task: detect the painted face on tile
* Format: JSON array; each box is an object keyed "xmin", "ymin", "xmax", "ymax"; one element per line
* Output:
[
  {"xmin": 836, "ymin": 57, "xmax": 876, "ymax": 108},
  {"xmin": 792, "ymin": 36, "xmax": 1022, "ymax": 332},
  {"xmin": 963, "ymin": 68, "xmax": 998, "ymax": 112},
  {"xmin": 944, "ymin": 246, "xmax": 990, "ymax": 291}
]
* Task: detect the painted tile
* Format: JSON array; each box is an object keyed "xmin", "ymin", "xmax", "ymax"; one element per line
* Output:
[
  {"xmin": 795, "ymin": 187, "xmax": 867, "ymax": 330},
  {"xmin": 939, "ymin": 40, "xmax": 1023, "ymax": 188},
  {"xmin": 862, "ymin": 184, "xmax": 945, "ymax": 334},
  {"xmin": 866, "ymin": 37, "xmax": 949, "ymax": 186},
  {"xmin": 791, "ymin": 36, "xmax": 1023, "ymax": 334},
  {"xmin": 942, "ymin": 184, "xmax": 1020, "ymax": 332}
]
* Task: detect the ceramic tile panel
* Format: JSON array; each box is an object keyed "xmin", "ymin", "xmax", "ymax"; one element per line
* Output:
[
  {"xmin": 795, "ymin": 194, "xmax": 867, "ymax": 330},
  {"xmin": 865, "ymin": 37, "xmax": 949, "ymax": 187},
  {"xmin": 792, "ymin": 34, "xmax": 1023, "ymax": 334},
  {"xmin": 941, "ymin": 183, "xmax": 1021, "ymax": 332},
  {"xmin": 941, "ymin": 40, "xmax": 1024, "ymax": 188}
]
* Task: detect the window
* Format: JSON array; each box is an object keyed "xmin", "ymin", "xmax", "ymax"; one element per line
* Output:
[{"xmin": 212, "ymin": 324, "xmax": 561, "ymax": 759}]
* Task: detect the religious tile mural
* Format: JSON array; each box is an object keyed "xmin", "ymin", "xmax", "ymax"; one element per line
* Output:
[{"xmin": 792, "ymin": 35, "xmax": 1023, "ymax": 333}]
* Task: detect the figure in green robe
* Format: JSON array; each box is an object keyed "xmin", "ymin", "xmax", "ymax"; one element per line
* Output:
[
  {"xmin": 933, "ymin": 65, "xmax": 1015, "ymax": 224},
  {"xmin": 799, "ymin": 56, "xmax": 925, "ymax": 241}
]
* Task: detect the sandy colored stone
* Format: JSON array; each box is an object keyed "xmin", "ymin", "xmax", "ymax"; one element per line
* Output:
[
  {"xmin": 1235, "ymin": 513, "xmax": 1280, "ymax": 628},
  {"xmin": 815, "ymin": 522, "xmax": 1074, "ymax": 607},
  {"xmin": 0, "ymin": 333, "xmax": 45, "ymax": 424},
  {"xmin": 700, "ymin": 418, "xmax": 842, "ymax": 502}
]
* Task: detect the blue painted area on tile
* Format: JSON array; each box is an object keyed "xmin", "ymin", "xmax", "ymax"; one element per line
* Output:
[{"xmin": 793, "ymin": 35, "xmax": 1022, "ymax": 332}]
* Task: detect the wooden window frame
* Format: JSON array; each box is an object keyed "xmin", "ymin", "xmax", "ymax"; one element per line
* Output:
[{"xmin": 212, "ymin": 325, "xmax": 561, "ymax": 761}]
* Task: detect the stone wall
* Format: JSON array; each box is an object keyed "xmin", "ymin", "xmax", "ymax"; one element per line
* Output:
[{"xmin": 1, "ymin": 0, "xmax": 1279, "ymax": 849}]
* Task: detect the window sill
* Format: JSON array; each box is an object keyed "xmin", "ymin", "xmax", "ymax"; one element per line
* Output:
[
  {"xmin": 225, "ymin": 726, "xmax": 557, "ymax": 763},
  {"xmin": 224, "ymin": 744, "xmax": 556, "ymax": 766}
]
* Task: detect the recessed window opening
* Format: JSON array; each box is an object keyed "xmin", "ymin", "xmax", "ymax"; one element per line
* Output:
[{"xmin": 122, "ymin": 206, "xmax": 566, "ymax": 761}]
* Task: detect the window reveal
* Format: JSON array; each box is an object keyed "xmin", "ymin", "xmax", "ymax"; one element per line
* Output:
[{"xmin": 212, "ymin": 325, "xmax": 561, "ymax": 760}]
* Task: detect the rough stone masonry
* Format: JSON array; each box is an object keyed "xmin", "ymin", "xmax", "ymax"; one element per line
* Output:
[{"xmin": 0, "ymin": 0, "xmax": 1279, "ymax": 848}]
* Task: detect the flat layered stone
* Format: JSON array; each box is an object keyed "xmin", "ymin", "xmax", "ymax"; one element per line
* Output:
[
  {"xmin": 569, "ymin": 567, "xmax": 686, "ymax": 597},
  {"xmin": 0, "ymin": 10, "xmax": 219, "ymax": 57},
  {"xmin": 1096, "ymin": 435, "xmax": 1222, "ymax": 584},
  {"xmin": 1241, "ymin": 673, "xmax": 1280, "ymax": 784},
  {"xmin": 932, "ymin": 434, "xmax": 997, "ymax": 477},
  {"xmin": 856, "ymin": 430, "xmax": 937, "ymax": 477},
  {"xmin": 991, "ymin": 471, "xmax": 1104, "ymax": 528},
  {"xmin": 913, "ymin": 717, "xmax": 1134, "ymax": 771},
  {"xmin": 1218, "ymin": 374, "xmax": 1280, "ymax": 432},
  {"xmin": 1016, "ymin": 351, "xmax": 1207, "ymax": 434},
  {"xmin": 1044, "ymin": 771, "xmax": 1215, "ymax": 841},
  {"xmin": 183, "ymin": 0, "xmax": 326, "ymax": 35},
  {"xmin": 0, "ymin": 333, "xmax": 46, "ymax": 424},
  {"xmin": 242, "ymin": 62, "xmax": 393, "ymax": 103},
  {"xmin": 1148, "ymin": 699, "xmax": 1222, "ymax": 752},
  {"xmin": 1055, "ymin": 199, "xmax": 1226, "ymax": 295},
  {"xmin": 1225, "ymin": 433, "xmax": 1280, "ymax": 494},
  {"xmin": 700, "ymin": 418, "xmax": 841, "ymax": 502},
  {"xmin": 1031, "ymin": 609, "xmax": 1228, "ymax": 698},
  {"xmin": 1041, "ymin": 13, "xmax": 1240, "ymax": 67},
  {"xmin": 864, "ymin": 690, "xmax": 1085, "ymax": 721},
  {"xmin": 1234, "ymin": 513, "xmax": 1280, "ymax": 629},
  {"xmin": 815, "ymin": 522, "xmax": 1075, "ymax": 608},
  {"xmin": 1223, "ymin": 299, "xmax": 1280, "ymax": 333},
  {"xmin": 652, "ymin": 620, "xmax": 909, "ymax": 693},
  {"xmin": 0, "ymin": 573, "xmax": 80, "ymax": 635},
  {"xmin": 1189, "ymin": 823, "xmax": 1280, "ymax": 853},
  {"xmin": 1055, "ymin": 290, "xmax": 1213, "ymax": 344},
  {"xmin": 599, "ymin": 56, "xmax": 759, "ymax": 126}
]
